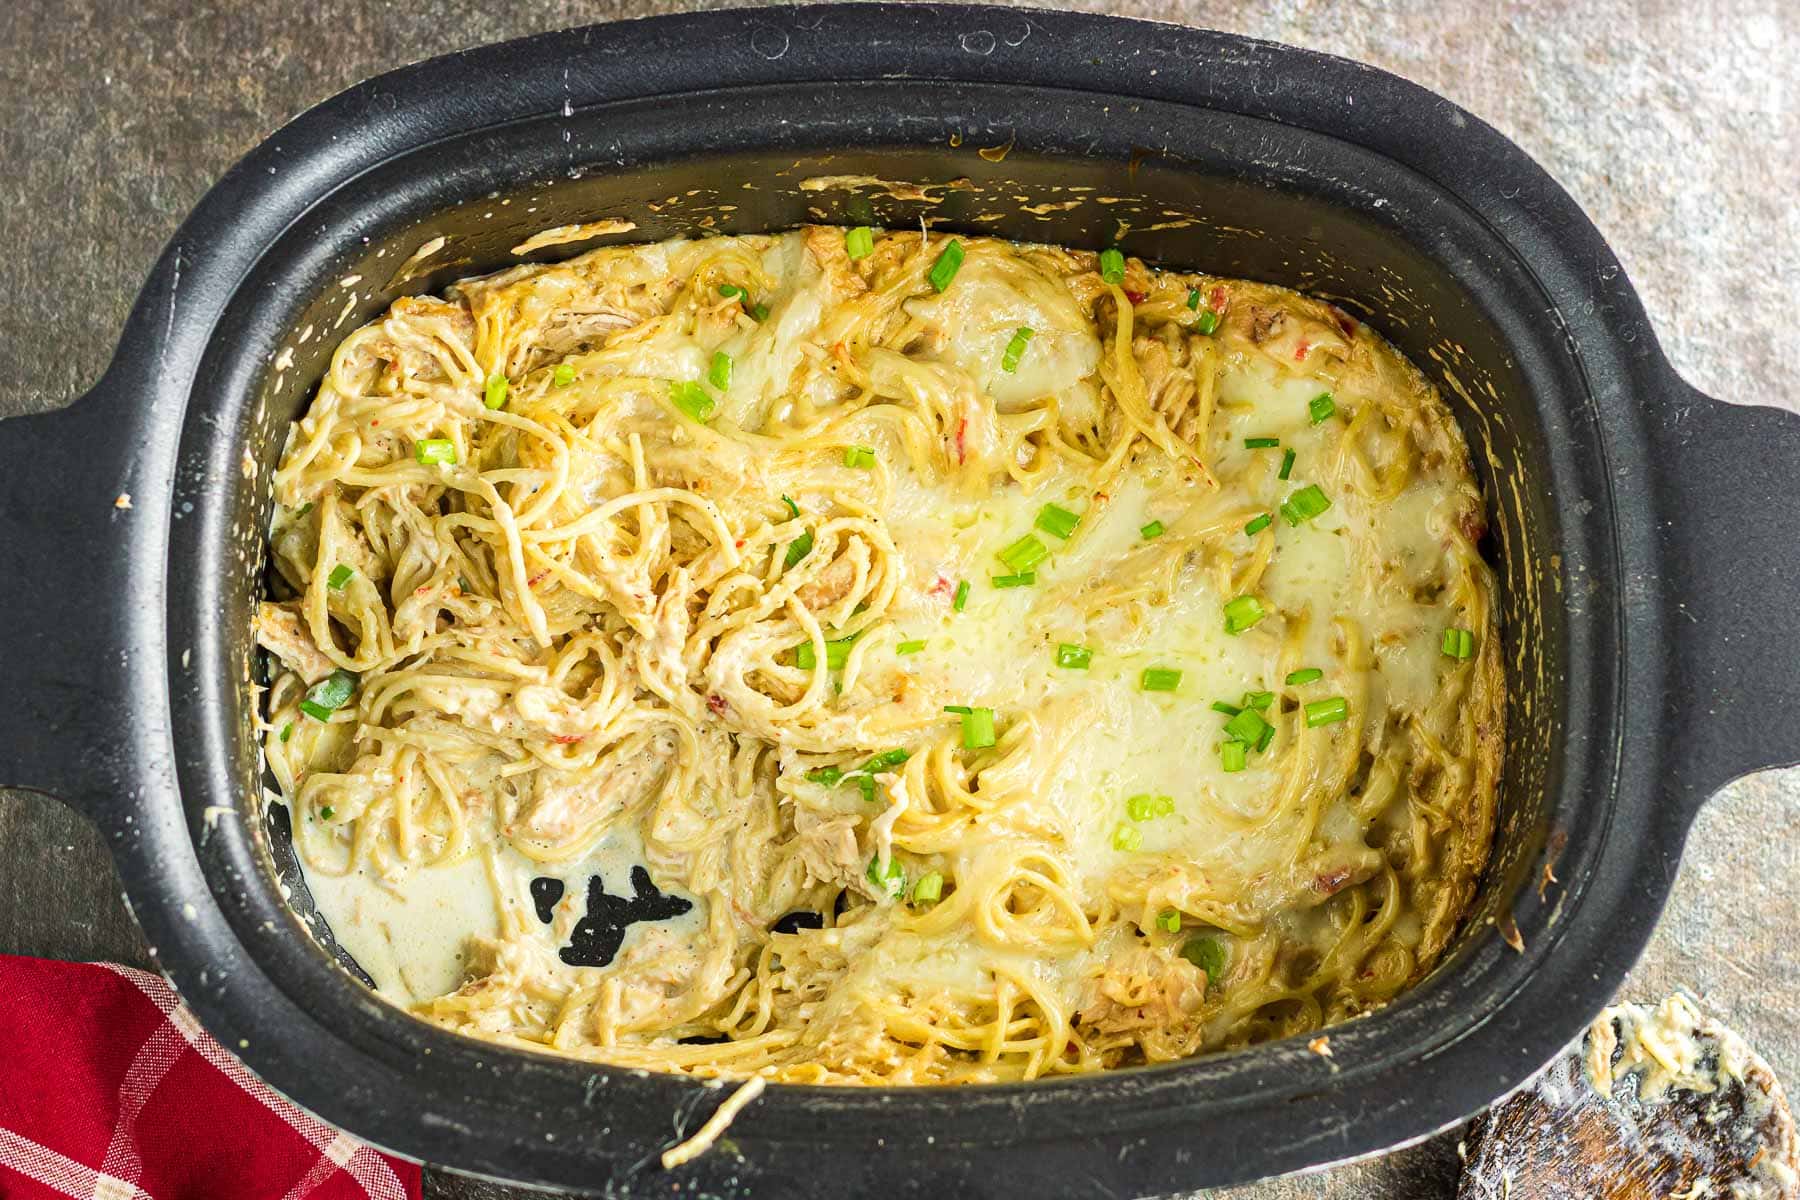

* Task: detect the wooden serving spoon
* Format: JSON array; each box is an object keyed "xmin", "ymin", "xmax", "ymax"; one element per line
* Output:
[{"xmin": 1459, "ymin": 994, "xmax": 1798, "ymax": 1199}]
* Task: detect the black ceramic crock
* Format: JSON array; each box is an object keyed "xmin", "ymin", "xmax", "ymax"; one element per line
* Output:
[{"xmin": 2, "ymin": 6, "xmax": 1796, "ymax": 1196}]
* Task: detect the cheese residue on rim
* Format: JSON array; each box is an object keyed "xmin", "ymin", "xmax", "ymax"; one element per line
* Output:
[{"xmin": 264, "ymin": 226, "xmax": 1503, "ymax": 1086}]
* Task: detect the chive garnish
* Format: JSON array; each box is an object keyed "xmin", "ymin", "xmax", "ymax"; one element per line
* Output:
[
  {"xmin": 1244, "ymin": 436, "xmax": 1280, "ymax": 449},
  {"xmin": 1126, "ymin": 794, "xmax": 1174, "ymax": 821},
  {"xmin": 1055, "ymin": 643, "xmax": 1092, "ymax": 670},
  {"xmin": 952, "ymin": 580, "xmax": 970, "ymax": 611},
  {"xmin": 861, "ymin": 748, "xmax": 911, "ymax": 773},
  {"xmin": 1156, "ymin": 909, "xmax": 1182, "ymax": 933},
  {"xmin": 1195, "ymin": 310, "xmax": 1220, "ymax": 335},
  {"xmin": 1285, "ymin": 667, "xmax": 1323, "ymax": 685},
  {"xmin": 961, "ymin": 707, "xmax": 997, "ymax": 749},
  {"xmin": 1441, "ymin": 628, "xmax": 1475, "ymax": 659},
  {"xmin": 1211, "ymin": 700, "xmax": 1241, "ymax": 716},
  {"xmin": 1304, "ymin": 697, "xmax": 1350, "ymax": 727},
  {"xmin": 795, "ymin": 633, "xmax": 861, "ymax": 671},
  {"xmin": 1223, "ymin": 708, "xmax": 1271, "ymax": 746},
  {"xmin": 1139, "ymin": 520, "xmax": 1165, "ymax": 539},
  {"xmin": 709, "ymin": 351, "xmax": 733, "ymax": 391},
  {"xmin": 1186, "ymin": 287, "xmax": 1202, "ymax": 311},
  {"xmin": 897, "ymin": 639, "xmax": 927, "ymax": 655},
  {"xmin": 1098, "ymin": 247, "xmax": 1126, "ymax": 285},
  {"xmin": 414, "ymin": 439, "xmax": 456, "ymax": 466},
  {"xmin": 1280, "ymin": 484, "xmax": 1331, "ymax": 526},
  {"xmin": 1140, "ymin": 667, "xmax": 1182, "ymax": 693},
  {"xmin": 1181, "ymin": 936, "xmax": 1227, "ymax": 982},
  {"xmin": 298, "ymin": 669, "xmax": 357, "ymax": 722},
  {"xmin": 845, "ymin": 225, "xmax": 875, "ymax": 260},
  {"xmin": 1001, "ymin": 327, "xmax": 1034, "ymax": 373},
  {"xmin": 1244, "ymin": 513, "xmax": 1272, "ymax": 537},
  {"xmin": 669, "ymin": 380, "xmax": 715, "ymax": 424},
  {"xmin": 806, "ymin": 767, "xmax": 844, "ymax": 786},
  {"xmin": 552, "ymin": 363, "xmax": 576, "ymax": 387},
  {"xmin": 1309, "ymin": 392, "xmax": 1337, "ymax": 424},
  {"xmin": 279, "ymin": 722, "xmax": 294, "ymax": 743},
  {"xmin": 844, "ymin": 445, "xmax": 876, "ymax": 469},
  {"xmin": 320, "ymin": 806, "xmax": 335, "ymax": 820},
  {"xmin": 1278, "ymin": 448, "xmax": 1296, "ymax": 480},
  {"xmin": 867, "ymin": 856, "xmax": 906, "ymax": 900},
  {"xmin": 1035, "ymin": 504, "xmax": 1080, "ymax": 540},
  {"xmin": 483, "ymin": 373, "xmax": 509, "ymax": 411},
  {"xmin": 1243, "ymin": 691, "xmax": 1274, "ymax": 710},
  {"xmin": 1223, "ymin": 595, "xmax": 1266, "ymax": 634},
  {"xmin": 928, "ymin": 240, "xmax": 965, "ymax": 292},
  {"xmin": 326, "ymin": 564, "xmax": 353, "ymax": 591},
  {"xmin": 991, "ymin": 572, "xmax": 1036, "ymax": 588},
  {"xmin": 911, "ymin": 871, "xmax": 944, "ymax": 904},
  {"xmin": 1111, "ymin": 823, "xmax": 1142, "ymax": 852},
  {"xmin": 998, "ymin": 534, "xmax": 1049, "ymax": 573},
  {"xmin": 1219, "ymin": 741, "xmax": 1247, "ymax": 773}
]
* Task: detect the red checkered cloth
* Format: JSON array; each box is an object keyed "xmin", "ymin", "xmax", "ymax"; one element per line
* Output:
[{"xmin": 0, "ymin": 955, "xmax": 421, "ymax": 1200}]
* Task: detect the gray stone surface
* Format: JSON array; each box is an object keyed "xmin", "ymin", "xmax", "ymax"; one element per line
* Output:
[{"xmin": 0, "ymin": 2, "xmax": 1793, "ymax": 1197}]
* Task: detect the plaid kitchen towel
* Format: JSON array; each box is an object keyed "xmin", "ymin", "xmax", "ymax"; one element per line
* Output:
[{"xmin": 0, "ymin": 955, "xmax": 421, "ymax": 1200}]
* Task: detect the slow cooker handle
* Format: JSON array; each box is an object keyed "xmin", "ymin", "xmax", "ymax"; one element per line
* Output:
[
  {"xmin": 1653, "ymin": 379, "xmax": 1800, "ymax": 808},
  {"xmin": 0, "ymin": 372, "xmax": 141, "ymax": 820}
]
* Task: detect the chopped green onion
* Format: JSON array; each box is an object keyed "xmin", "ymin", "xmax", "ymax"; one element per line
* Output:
[
  {"xmin": 1280, "ymin": 484, "xmax": 1332, "ymax": 526},
  {"xmin": 1211, "ymin": 700, "xmax": 1241, "ymax": 716},
  {"xmin": 1255, "ymin": 722, "xmax": 1275, "ymax": 753},
  {"xmin": 845, "ymin": 225, "xmax": 875, "ymax": 260},
  {"xmin": 1195, "ymin": 310, "xmax": 1220, "ymax": 336},
  {"xmin": 414, "ymin": 439, "xmax": 457, "ymax": 466},
  {"xmin": 1139, "ymin": 520, "xmax": 1165, "ymax": 540},
  {"xmin": 320, "ymin": 806, "xmax": 335, "ymax": 821},
  {"xmin": 942, "ymin": 705, "xmax": 972, "ymax": 715},
  {"xmin": 897, "ymin": 639, "xmax": 927, "ymax": 655},
  {"xmin": 1441, "ymin": 628, "xmax": 1475, "ymax": 659},
  {"xmin": 991, "ymin": 571, "xmax": 1036, "ymax": 588},
  {"xmin": 1111, "ymin": 823, "xmax": 1143, "ymax": 852},
  {"xmin": 795, "ymin": 633, "xmax": 861, "ymax": 672},
  {"xmin": 861, "ymin": 748, "xmax": 911, "ymax": 773},
  {"xmin": 552, "ymin": 363, "xmax": 576, "ymax": 387},
  {"xmin": 1244, "ymin": 436, "xmax": 1281, "ymax": 449},
  {"xmin": 1098, "ymin": 247, "xmax": 1126, "ymax": 285},
  {"xmin": 856, "ymin": 775, "xmax": 877, "ymax": 803},
  {"xmin": 719, "ymin": 284, "xmax": 750, "ymax": 304},
  {"xmin": 278, "ymin": 722, "xmax": 294, "ymax": 743},
  {"xmin": 928, "ymin": 239, "xmax": 965, "ymax": 292},
  {"xmin": 1243, "ymin": 513, "xmax": 1272, "ymax": 537},
  {"xmin": 751, "ymin": 302, "xmax": 771, "ymax": 322},
  {"xmin": 1140, "ymin": 667, "xmax": 1182, "ymax": 693},
  {"xmin": 326, "ymin": 564, "xmax": 353, "ymax": 591},
  {"xmin": 1223, "ymin": 708, "xmax": 1271, "ymax": 746},
  {"xmin": 1223, "ymin": 595, "xmax": 1266, "ymax": 635},
  {"xmin": 1180, "ymin": 936, "xmax": 1227, "ymax": 983},
  {"xmin": 844, "ymin": 445, "xmax": 877, "ymax": 469},
  {"xmin": 1286, "ymin": 667, "xmax": 1324, "ymax": 686},
  {"xmin": 1001, "ymin": 326, "xmax": 1034, "ymax": 373},
  {"xmin": 1186, "ymin": 287, "xmax": 1202, "ymax": 311},
  {"xmin": 669, "ymin": 380, "xmax": 715, "ymax": 424},
  {"xmin": 911, "ymin": 871, "xmax": 944, "ymax": 904},
  {"xmin": 784, "ymin": 531, "xmax": 814, "ymax": 569},
  {"xmin": 709, "ymin": 351, "xmax": 733, "ymax": 391},
  {"xmin": 998, "ymin": 534, "xmax": 1049, "ymax": 573},
  {"xmin": 1126, "ymin": 794, "xmax": 1174, "ymax": 822},
  {"xmin": 1304, "ymin": 697, "xmax": 1350, "ymax": 727},
  {"xmin": 961, "ymin": 707, "xmax": 997, "ymax": 750},
  {"xmin": 867, "ymin": 856, "xmax": 906, "ymax": 900},
  {"xmin": 1243, "ymin": 691, "xmax": 1274, "ymax": 710},
  {"xmin": 1309, "ymin": 392, "xmax": 1337, "ymax": 424},
  {"xmin": 1054, "ymin": 643, "xmax": 1092, "ymax": 671},
  {"xmin": 1219, "ymin": 740, "xmax": 1247, "ymax": 773},
  {"xmin": 292, "ymin": 502, "xmax": 314, "ymax": 519},
  {"xmin": 806, "ymin": 766, "xmax": 844, "ymax": 786},
  {"xmin": 483, "ymin": 372, "xmax": 509, "ymax": 411},
  {"xmin": 1035, "ymin": 504, "xmax": 1080, "ymax": 540},
  {"xmin": 298, "ymin": 669, "xmax": 357, "ymax": 722},
  {"xmin": 1278, "ymin": 448, "xmax": 1296, "ymax": 480},
  {"xmin": 952, "ymin": 580, "xmax": 970, "ymax": 612},
  {"xmin": 781, "ymin": 494, "xmax": 801, "ymax": 521},
  {"xmin": 1156, "ymin": 909, "xmax": 1182, "ymax": 933}
]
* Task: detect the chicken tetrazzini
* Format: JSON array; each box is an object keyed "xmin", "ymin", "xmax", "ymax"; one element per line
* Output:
[{"xmin": 258, "ymin": 226, "xmax": 1503, "ymax": 1084}]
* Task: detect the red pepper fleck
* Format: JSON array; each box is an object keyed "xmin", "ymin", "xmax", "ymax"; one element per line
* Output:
[
  {"xmin": 1124, "ymin": 288, "xmax": 1147, "ymax": 305},
  {"xmin": 929, "ymin": 575, "xmax": 952, "ymax": 598},
  {"xmin": 734, "ymin": 539, "xmax": 745, "ymax": 549},
  {"xmin": 1294, "ymin": 339, "xmax": 1310, "ymax": 362},
  {"xmin": 414, "ymin": 585, "xmax": 431, "ymax": 596},
  {"xmin": 706, "ymin": 694, "xmax": 728, "ymax": 715},
  {"xmin": 527, "ymin": 570, "xmax": 549, "ymax": 588},
  {"xmin": 954, "ymin": 417, "xmax": 968, "ymax": 463},
  {"xmin": 1209, "ymin": 285, "xmax": 1228, "ymax": 313},
  {"xmin": 552, "ymin": 733, "xmax": 585, "ymax": 744}
]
